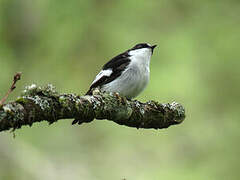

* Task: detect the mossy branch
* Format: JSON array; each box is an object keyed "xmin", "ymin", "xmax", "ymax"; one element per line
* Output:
[{"xmin": 0, "ymin": 84, "xmax": 185, "ymax": 132}]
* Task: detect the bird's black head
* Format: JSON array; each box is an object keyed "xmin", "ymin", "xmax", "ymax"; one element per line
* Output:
[{"xmin": 131, "ymin": 43, "xmax": 157, "ymax": 53}]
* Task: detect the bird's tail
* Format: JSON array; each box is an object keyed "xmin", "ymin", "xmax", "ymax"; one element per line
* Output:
[{"xmin": 85, "ymin": 88, "xmax": 93, "ymax": 96}]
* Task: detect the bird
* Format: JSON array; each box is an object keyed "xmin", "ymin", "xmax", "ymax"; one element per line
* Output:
[{"xmin": 86, "ymin": 43, "xmax": 157, "ymax": 99}]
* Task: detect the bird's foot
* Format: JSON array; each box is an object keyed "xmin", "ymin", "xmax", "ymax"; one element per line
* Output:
[{"xmin": 114, "ymin": 92, "xmax": 128, "ymax": 105}]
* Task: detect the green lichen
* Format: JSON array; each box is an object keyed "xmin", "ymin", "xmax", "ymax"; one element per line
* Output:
[
  {"xmin": 59, "ymin": 94, "xmax": 77, "ymax": 108},
  {"xmin": 113, "ymin": 106, "xmax": 132, "ymax": 121},
  {"xmin": 21, "ymin": 84, "xmax": 39, "ymax": 96},
  {"xmin": 170, "ymin": 101, "xmax": 185, "ymax": 123},
  {"xmin": 21, "ymin": 84, "xmax": 58, "ymax": 97},
  {"xmin": 41, "ymin": 84, "xmax": 58, "ymax": 97},
  {"xmin": 16, "ymin": 96, "xmax": 28, "ymax": 104},
  {"xmin": 11, "ymin": 104, "xmax": 25, "ymax": 124},
  {"xmin": 0, "ymin": 103, "xmax": 25, "ymax": 131},
  {"xmin": 0, "ymin": 111, "xmax": 7, "ymax": 122},
  {"xmin": 3, "ymin": 104, "xmax": 13, "ymax": 113},
  {"xmin": 29, "ymin": 96, "xmax": 50, "ymax": 110},
  {"xmin": 17, "ymin": 84, "xmax": 59, "ymax": 113},
  {"xmin": 59, "ymin": 95, "xmax": 67, "ymax": 106}
]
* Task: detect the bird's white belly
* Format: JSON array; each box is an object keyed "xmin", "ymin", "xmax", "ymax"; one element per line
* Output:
[{"xmin": 101, "ymin": 65, "xmax": 149, "ymax": 99}]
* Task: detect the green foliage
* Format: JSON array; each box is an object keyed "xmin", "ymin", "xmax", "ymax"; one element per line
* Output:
[{"xmin": 0, "ymin": 0, "xmax": 240, "ymax": 179}]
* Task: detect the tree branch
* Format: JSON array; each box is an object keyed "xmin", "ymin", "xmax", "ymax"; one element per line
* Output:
[
  {"xmin": 0, "ymin": 84, "xmax": 185, "ymax": 132},
  {"xmin": 0, "ymin": 72, "xmax": 22, "ymax": 106}
]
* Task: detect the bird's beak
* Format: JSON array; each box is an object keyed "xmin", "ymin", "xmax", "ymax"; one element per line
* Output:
[{"xmin": 151, "ymin": 45, "xmax": 157, "ymax": 54}]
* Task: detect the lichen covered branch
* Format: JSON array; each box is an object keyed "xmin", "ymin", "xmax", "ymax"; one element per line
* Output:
[{"xmin": 0, "ymin": 84, "xmax": 185, "ymax": 132}]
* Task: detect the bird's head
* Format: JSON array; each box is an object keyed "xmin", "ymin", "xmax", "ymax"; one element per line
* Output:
[{"xmin": 128, "ymin": 43, "xmax": 157, "ymax": 58}]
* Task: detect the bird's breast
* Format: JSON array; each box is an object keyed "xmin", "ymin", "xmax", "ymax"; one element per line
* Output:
[{"xmin": 120, "ymin": 63, "xmax": 149, "ymax": 98}]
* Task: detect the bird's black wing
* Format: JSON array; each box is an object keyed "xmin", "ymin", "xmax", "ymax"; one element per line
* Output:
[
  {"xmin": 102, "ymin": 51, "xmax": 130, "ymax": 70},
  {"xmin": 86, "ymin": 52, "xmax": 130, "ymax": 95}
]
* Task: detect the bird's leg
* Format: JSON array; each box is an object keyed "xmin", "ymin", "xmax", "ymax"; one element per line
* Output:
[{"xmin": 114, "ymin": 92, "xmax": 127, "ymax": 105}]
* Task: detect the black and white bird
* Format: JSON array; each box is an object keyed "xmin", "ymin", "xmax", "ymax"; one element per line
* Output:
[{"xmin": 86, "ymin": 43, "xmax": 157, "ymax": 99}]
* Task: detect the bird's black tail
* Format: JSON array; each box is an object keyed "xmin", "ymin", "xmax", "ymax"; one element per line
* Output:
[{"xmin": 85, "ymin": 88, "xmax": 93, "ymax": 96}]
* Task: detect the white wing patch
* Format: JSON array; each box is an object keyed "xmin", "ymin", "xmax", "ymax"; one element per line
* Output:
[{"xmin": 91, "ymin": 69, "xmax": 112, "ymax": 85}]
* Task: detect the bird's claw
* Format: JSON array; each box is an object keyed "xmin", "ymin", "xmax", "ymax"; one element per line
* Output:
[{"xmin": 114, "ymin": 92, "xmax": 127, "ymax": 105}]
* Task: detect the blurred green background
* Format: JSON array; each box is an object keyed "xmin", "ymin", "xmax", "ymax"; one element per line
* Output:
[{"xmin": 0, "ymin": 0, "xmax": 240, "ymax": 179}]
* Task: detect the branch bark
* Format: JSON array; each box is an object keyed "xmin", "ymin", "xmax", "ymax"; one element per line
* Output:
[{"xmin": 0, "ymin": 84, "xmax": 185, "ymax": 132}]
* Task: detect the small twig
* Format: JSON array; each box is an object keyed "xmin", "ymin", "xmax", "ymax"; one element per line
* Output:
[{"xmin": 0, "ymin": 72, "xmax": 22, "ymax": 106}]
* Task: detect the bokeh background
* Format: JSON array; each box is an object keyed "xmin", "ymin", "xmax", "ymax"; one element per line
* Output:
[{"xmin": 0, "ymin": 0, "xmax": 240, "ymax": 179}]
